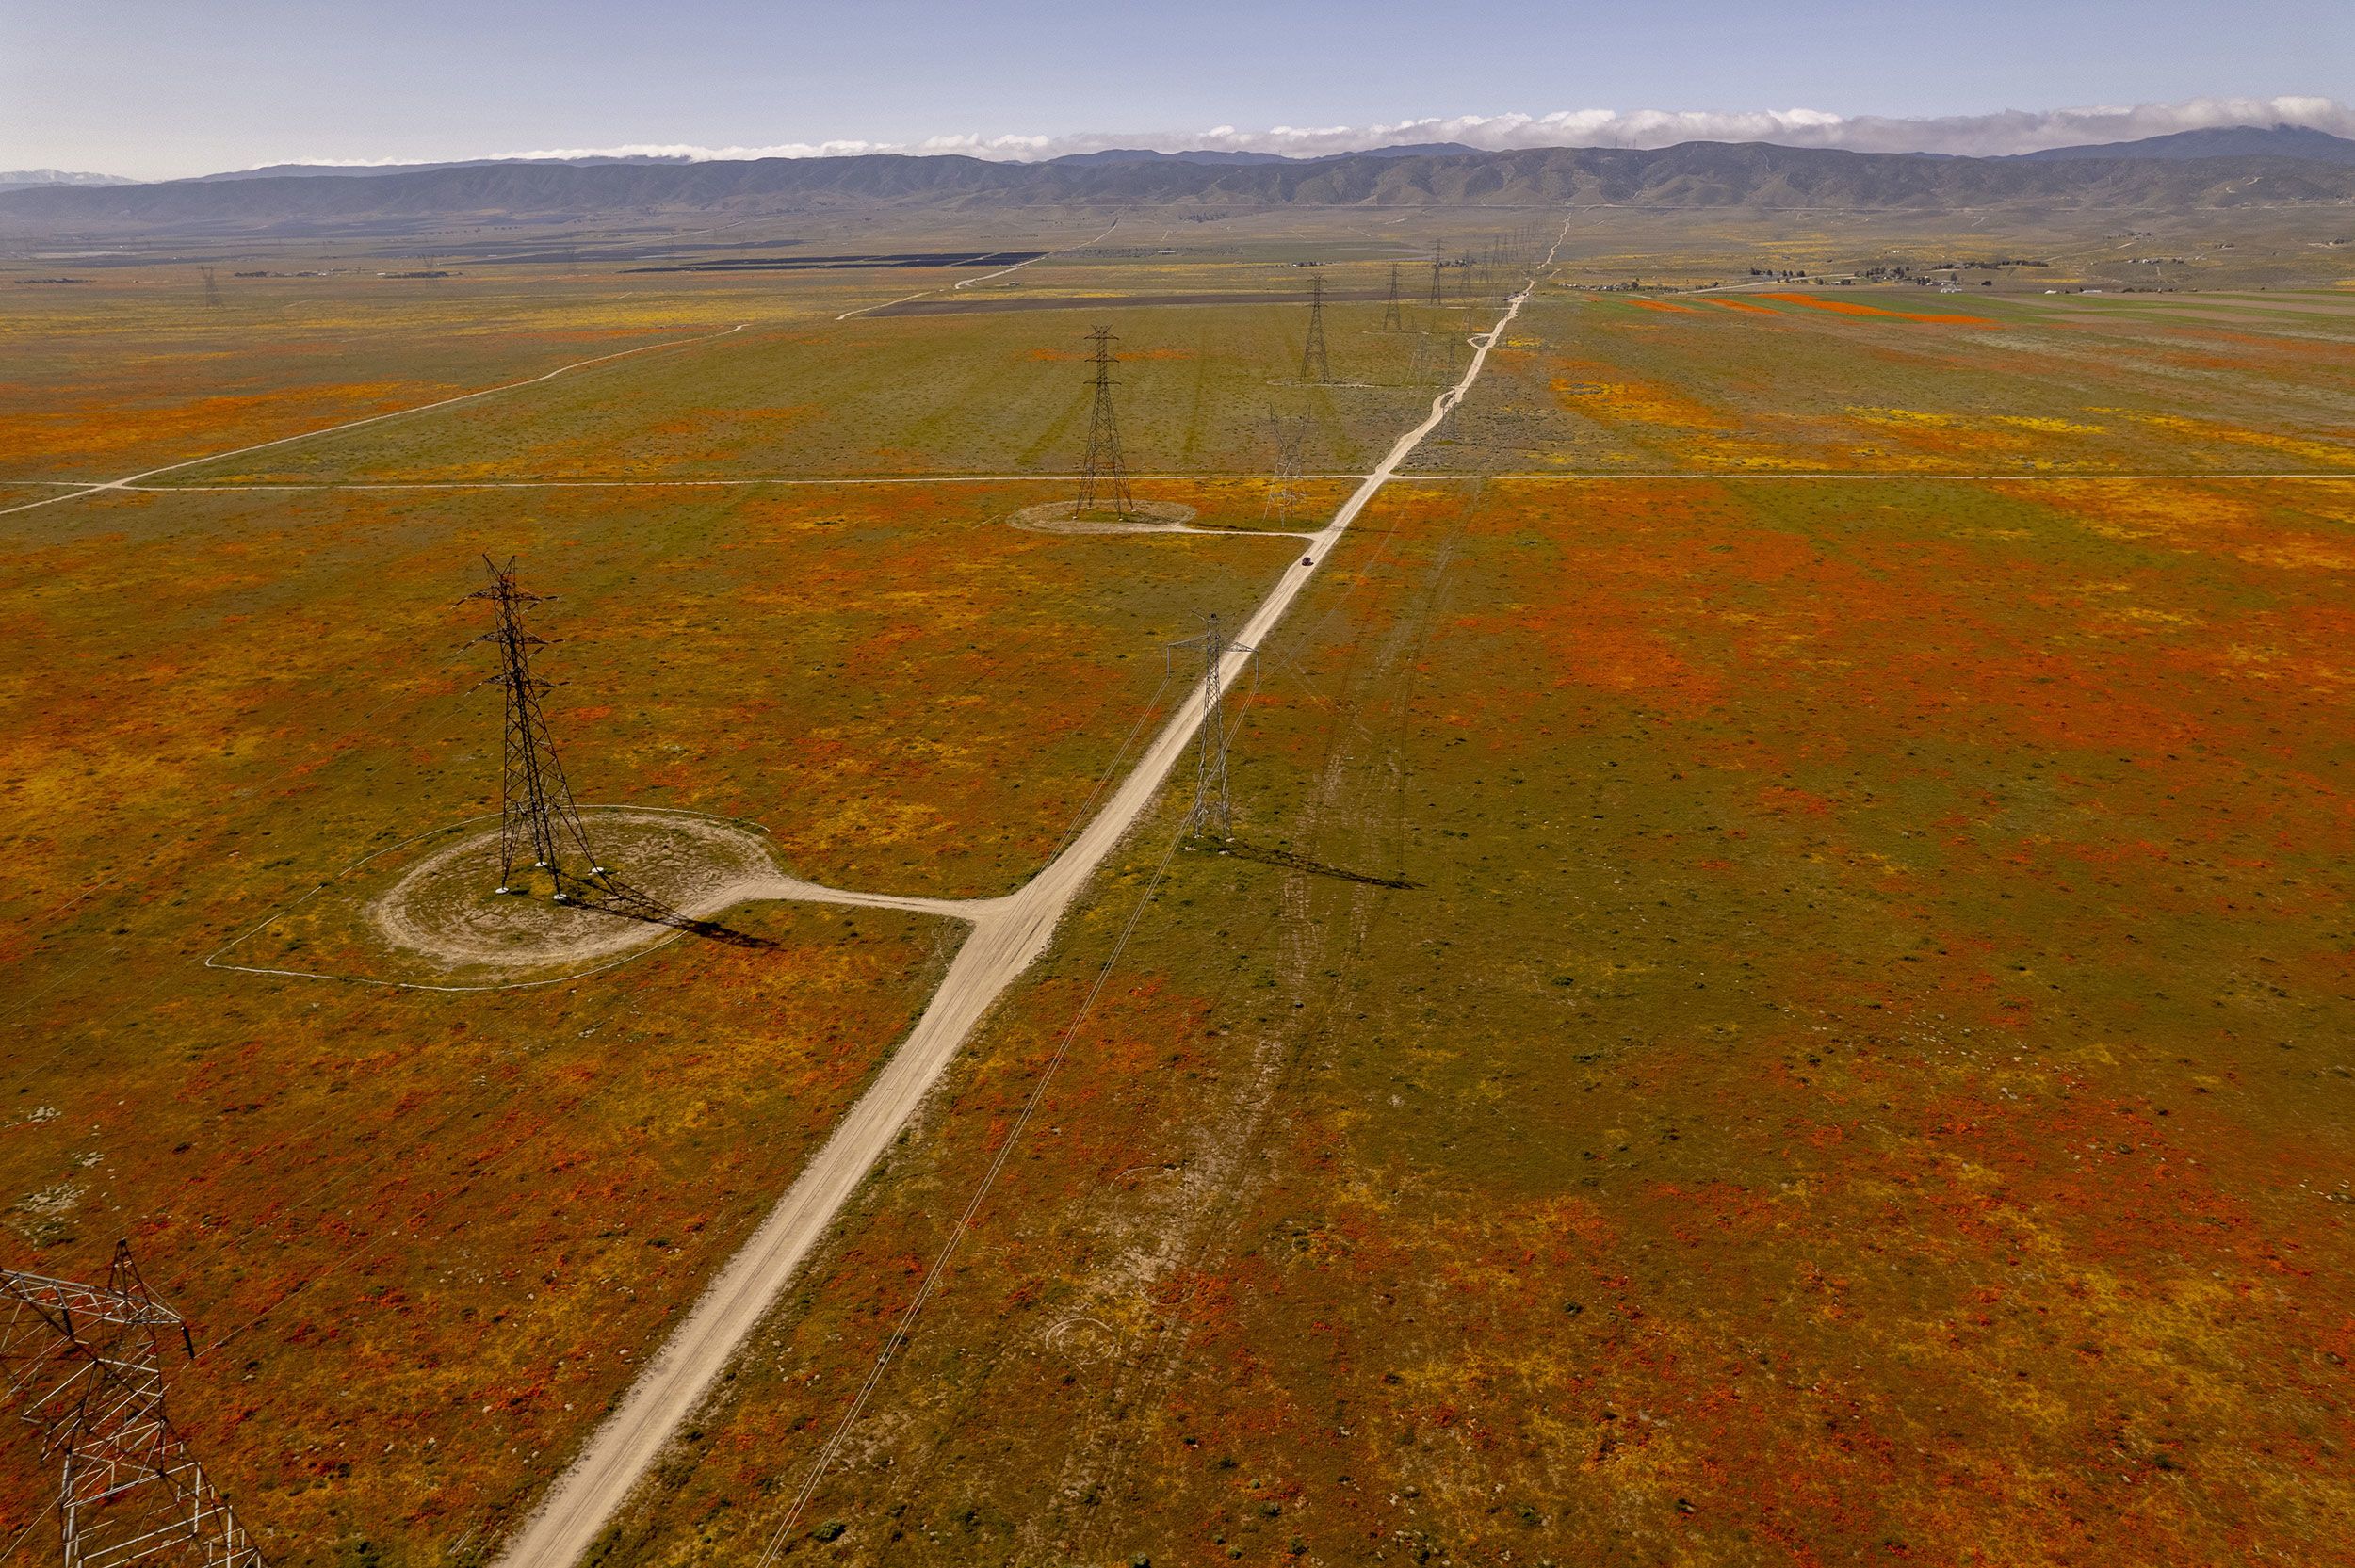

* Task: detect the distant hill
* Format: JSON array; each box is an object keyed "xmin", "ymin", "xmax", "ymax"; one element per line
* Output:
[
  {"xmin": 194, "ymin": 154, "xmax": 705, "ymax": 181},
  {"xmin": 8, "ymin": 140, "xmax": 2353, "ymax": 231},
  {"xmin": 1049, "ymin": 148, "xmax": 1296, "ymax": 167},
  {"xmin": 0, "ymin": 168, "xmax": 137, "ymax": 193},
  {"xmin": 1355, "ymin": 142, "xmax": 1484, "ymax": 160},
  {"xmin": 2016, "ymin": 123, "xmax": 2355, "ymax": 165},
  {"xmin": 1047, "ymin": 141, "xmax": 1478, "ymax": 167}
]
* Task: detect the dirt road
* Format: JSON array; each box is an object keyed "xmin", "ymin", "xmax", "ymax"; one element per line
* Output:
[
  {"xmin": 834, "ymin": 217, "xmax": 1122, "ymax": 321},
  {"xmin": 0, "ymin": 325, "xmax": 750, "ymax": 521},
  {"xmin": 491, "ymin": 225, "xmax": 1567, "ymax": 1568}
]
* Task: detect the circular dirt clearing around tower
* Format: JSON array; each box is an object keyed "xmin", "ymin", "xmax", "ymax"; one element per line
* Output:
[
  {"xmin": 368, "ymin": 809, "xmax": 781, "ymax": 978},
  {"xmin": 1010, "ymin": 499, "xmax": 1198, "ymax": 534}
]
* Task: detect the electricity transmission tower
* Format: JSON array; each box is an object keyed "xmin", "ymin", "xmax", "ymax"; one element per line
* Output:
[
  {"xmin": 1262, "ymin": 411, "xmax": 1309, "ymax": 524},
  {"xmin": 1439, "ymin": 329, "xmax": 1465, "ymax": 441},
  {"xmin": 1075, "ymin": 325, "xmax": 1133, "ymax": 518},
  {"xmin": 1172, "ymin": 614, "xmax": 1255, "ymax": 842},
  {"xmin": 1, "ymin": 1243, "xmax": 267, "ymax": 1568},
  {"xmin": 1427, "ymin": 240, "xmax": 1445, "ymax": 304},
  {"xmin": 1297, "ymin": 274, "xmax": 1330, "ymax": 384},
  {"xmin": 465, "ymin": 556, "xmax": 607, "ymax": 897},
  {"xmin": 198, "ymin": 267, "xmax": 221, "ymax": 309},
  {"xmin": 1405, "ymin": 332, "xmax": 1437, "ymax": 387},
  {"xmin": 1380, "ymin": 263, "xmax": 1404, "ymax": 331}
]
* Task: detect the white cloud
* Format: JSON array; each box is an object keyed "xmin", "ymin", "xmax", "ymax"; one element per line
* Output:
[{"xmin": 252, "ymin": 95, "xmax": 2355, "ymax": 171}]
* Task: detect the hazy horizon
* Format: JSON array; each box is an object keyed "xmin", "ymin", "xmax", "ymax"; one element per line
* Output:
[{"xmin": 5, "ymin": 0, "xmax": 2348, "ymax": 179}]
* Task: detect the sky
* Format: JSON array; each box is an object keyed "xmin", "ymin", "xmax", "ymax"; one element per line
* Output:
[{"xmin": 4, "ymin": 0, "xmax": 2351, "ymax": 179}]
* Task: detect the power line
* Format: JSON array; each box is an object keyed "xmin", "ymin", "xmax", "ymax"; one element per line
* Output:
[{"xmin": 755, "ymin": 822, "xmax": 1192, "ymax": 1566}]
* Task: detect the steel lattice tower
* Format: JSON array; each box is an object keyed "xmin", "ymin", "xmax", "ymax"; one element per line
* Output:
[
  {"xmin": 1380, "ymin": 263, "xmax": 1404, "ymax": 331},
  {"xmin": 466, "ymin": 556, "xmax": 607, "ymax": 897},
  {"xmin": 1, "ymin": 1243, "xmax": 267, "ymax": 1568},
  {"xmin": 1444, "ymin": 329, "xmax": 1466, "ymax": 440},
  {"xmin": 1075, "ymin": 325, "xmax": 1134, "ymax": 518},
  {"xmin": 1262, "ymin": 411, "xmax": 1309, "ymax": 524},
  {"xmin": 198, "ymin": 268, "xmax": 221, "ymax": 310},
  {"xmin": 1298, "ymin": 274, "xmax": 1330, "ymax": 384},
  {"xmin": 1427, "ymin": 240, "xmax": 1445, "ymax": 304},
  {"xmin": 1181, "ymin": 614, "xmax": 1249, "ymax": 841}
]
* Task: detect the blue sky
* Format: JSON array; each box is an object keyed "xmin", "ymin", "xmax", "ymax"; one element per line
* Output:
[{"xmin": 4, "ymin": 0, "xmax": 2349, "ymax": 177}]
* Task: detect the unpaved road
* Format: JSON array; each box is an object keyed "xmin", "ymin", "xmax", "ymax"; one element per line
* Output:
[
  {"xmin": 492, "ymin": 225, "xmax": 1567, "ymax": 1568},
  {"xmin": 834, "ymin": 218, "xmax": 1122, "ymax": 321},
  {"xmin": 0, "ymin": 325, "xmax": 750, "ymax": 520}
]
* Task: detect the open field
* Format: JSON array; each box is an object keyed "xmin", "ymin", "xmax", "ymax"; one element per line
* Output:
[
  {"xmin": 0, "ymin": 403, "xmax": 1304, "ymax": 1560},
  {"xmin": 3, "ymin": 210, "xmax": 2352, "ymax": 1567},
  {"xmin": 1420, "ymin": 286, "xmax": 2355, "ymax": 476},
  {"xmin": 166, "ymin": 298, "xmax": 1439, "ymax": 485},
  {"xmin": 0, "ymin": 479, "xmax": 1299, "ymax": 921},
  {"xmin": 596, "ymin": 473, "xmax": 2355, "ymax": 1565},
  {"xmin": 0, "ymin": 277, "xmax": 763, "ymax": 481}
]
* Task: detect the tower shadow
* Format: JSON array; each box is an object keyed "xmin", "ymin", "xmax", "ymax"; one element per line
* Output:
[
  {"xmin": 562, "ymin": 875, "xmax": 780, "ymax": 950},
  {"xmin": 1210, "ymin": 841, "xmax": 1421, "ymax": 891}
]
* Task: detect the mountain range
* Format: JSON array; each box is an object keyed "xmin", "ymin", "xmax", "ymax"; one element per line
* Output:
[
  {"xmin": 2014, "ymin": 122, "xmax": 2355, "ymax": 165},
  {"xmin": 6, "ymin": 126, "xmax": 2352, "ymax": 230},
  {"xmin": 0, "ymin": 167, "xmax": 140, "ymax": 193}
]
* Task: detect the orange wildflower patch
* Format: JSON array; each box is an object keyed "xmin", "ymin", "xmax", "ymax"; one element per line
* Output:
[{"xmin": 1758, "ymin": 293, "xmax": 1994, "ymax": 326}]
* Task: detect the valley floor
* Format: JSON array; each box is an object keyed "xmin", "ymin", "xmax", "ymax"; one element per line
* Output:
[{"xmin": 0, "ymin": 211, "xmax": 2348, "ymax": 1566}]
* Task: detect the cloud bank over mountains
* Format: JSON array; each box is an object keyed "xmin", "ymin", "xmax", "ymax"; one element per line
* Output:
[{"xmin": 280, "ymin": 94, "xmax": 2355, "ymax": 170}]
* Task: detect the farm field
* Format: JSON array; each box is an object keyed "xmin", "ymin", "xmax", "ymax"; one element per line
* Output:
[
  {"xmin": 598, "ymin": 472, "xmax": 2355, "ymax": 1566},
  {"xmin": 2, "ymin": 214, "xmax": 2351, "ymax": 1568}
]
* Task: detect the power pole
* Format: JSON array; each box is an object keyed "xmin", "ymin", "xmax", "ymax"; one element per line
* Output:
[
  {"xmin": 465, "ymin": 556, "xmax": 607, "ymax": 898},
  {"xmin": 1297, "ymin": 273, "xmax": 1330, "ymax": 384},
  {"xmin": 1076, "ymin": 325, "xmax": 1134, "ymax": 518},
  {"xmin": 1, "ymin": 1242, "xmax": 268, "ymax": 1568},
  {"xmin": 1380, "ymin": 262, "xmax": 1404, "ymax": 331},
  {"xmin": 199, "ymin": 267, "xmax": 222, "ymax": 309},
  {"xmin": 1263, "ymin": 410, "xmax": 1308, "ymax": 524},
  {"xmin": 1428, "ymin": 240, "xmax": 1445, "ymax": 304},
  {"xmin": 1441, "ymin": 330, "xmax": 1463, "ymax": 441},
  {"xmin": 1174, "ymin": 614, "xmax": 1253, "ymax": 842}
]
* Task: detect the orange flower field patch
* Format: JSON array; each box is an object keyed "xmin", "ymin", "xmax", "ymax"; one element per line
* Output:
[{"xmin": 1758, "ymin": 292, "xmax": 1995, "ymax": 325}]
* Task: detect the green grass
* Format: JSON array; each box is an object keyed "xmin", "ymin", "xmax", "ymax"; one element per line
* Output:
[{"xmin": 164, "ymin": 299, "xmax": 1448, "ymax": 484}]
